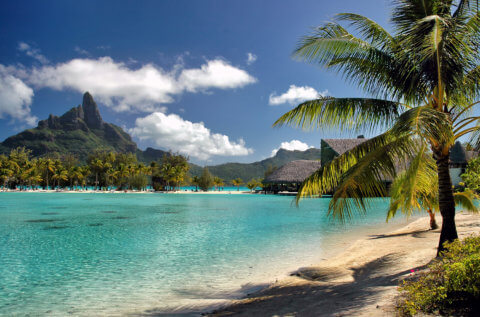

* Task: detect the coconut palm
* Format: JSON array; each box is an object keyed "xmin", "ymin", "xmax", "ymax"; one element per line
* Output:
[
  {"xmin": 232, "ymin": 178, "xmax": 243, "ymax": 191},
  {"xmin": 39, "ymin": 158, "xmax": 55, "ymax": 190},
  {"xmin": 191, "ymin": 176, "xmax": 200, "ymax": 192},
  {"xmin": 387, "ymin": 144, "xmax": 478, "ymax": 229},
  {"xmin": 52, "ymin": 168, "xmax": 68, "ymax": 189},
  {"xmin": 274, "ymin": 0, "xmax": 480, "ymax": 253},
  {"xmin": 213, "ymin": 176, "xmax": 224, "ymax": 191}
]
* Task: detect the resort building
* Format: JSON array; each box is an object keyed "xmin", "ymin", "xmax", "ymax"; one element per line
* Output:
[
  {"xmin": 321, "ymin": 136, "xmax": 368, "ymax": 166},
  {"xmin": 266, "ymin": 137, "xmax": 477, "ymax": 195},
  {"xmin": 263, "ymin": 160, "xmax": 322, "ymax": 194},
  {"xmin": 449, "ymin": 141, "xmax": 478, "ymax": 186}
]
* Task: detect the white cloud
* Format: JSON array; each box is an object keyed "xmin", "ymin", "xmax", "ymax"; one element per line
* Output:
[
  {"xmin": 74, "ymin": 46, "xmax": 90, "ymax": 56},
  {"xmin": 246, "ymin": 52, "xmax": 257, "ymax": 65},
  {"xmin": 271, "ymin": 140, "xmax": 313, "ymax": 157},
  {"xmin": 27, "ymin": 57, "xmax": 256, "ymax": 112},
  {"xmin": 179, "ymin": 59, "xmax": 256, "ymax": 92},
  {"xmin": 269, "ymin": 85, "xmax": 327, "ymax": 106},
  {"xmin": 0, "ymin": 65, "xmax": 37, "ymax": 125},
  {"xmin": 130, "ymin": 112, "xmax": 253, "ymax": 160},
  {"xmin": 18, "ymin": 42, "xmax": 49, "ymax": 64}
]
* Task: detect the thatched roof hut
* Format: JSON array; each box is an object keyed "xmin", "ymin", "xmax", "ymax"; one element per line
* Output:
[
  {"xmin": 264, "ymin": 160, "xmax": 322, "ymax": 183},
  {"xmin": 322, "ymin": 138, "xmax": 368, "ymax": 156}
]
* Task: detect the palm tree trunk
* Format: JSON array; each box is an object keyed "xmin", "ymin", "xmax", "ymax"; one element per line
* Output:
[
  {"xmin": 427, "ymin": 209, "xmax": 438, "ymax": 230},
  {"xmin": 434, "ymin": 151, "xmax": 458, "ymax": 255}
]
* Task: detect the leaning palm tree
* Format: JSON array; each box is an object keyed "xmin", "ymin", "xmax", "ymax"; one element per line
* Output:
[
  {"xmin": 274, "ymin": 0, "xmax": 480, "ymax": 253},
  {"xmin": 387, "ymin": 144, "xmax": 478, "ymax": 229}
]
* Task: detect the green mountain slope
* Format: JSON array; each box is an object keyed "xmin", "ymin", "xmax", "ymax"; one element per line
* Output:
[
  {"xmin": 1, "ymin": 92, "xmax": 320, "ymax": 181},
  {"xmin": 189, "ymin": 148, "xmax": 321, "ymax": 182},
  {"xmin": 0, "ymin": 92, "xmax": 167, "ymax": 162}
]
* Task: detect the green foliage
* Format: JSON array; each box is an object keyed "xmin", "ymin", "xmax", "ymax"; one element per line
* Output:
[
  {"xmin": 397, "ymin": 235, "xmax": 480, "ymax": 316},
  {"xmin": 462, "ymin": 157, "xmax": 480, "ymax": 192},
  {"xmin": 151, "ymin": 152, "xmax": 190, "ymax": 191},
  {"xmin": 128, "ymin": 174, "xmax": 148, "ymax": 190},
  {"xmin": 232, "ymin": 178, "xmax": 243, "ymax": 191},
  {"xmin": 198, "ymin": 167, "xmax": 213, "ymax": 191},
  {"xmin": 274, "ymin": 0, "xmax": 480, "ymax": 252},
  {"xmin": 246, "ymin": 178, "xmax": 262, "ymax": 192}
]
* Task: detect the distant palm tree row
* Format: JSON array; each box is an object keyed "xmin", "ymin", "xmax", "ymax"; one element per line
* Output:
[{"xmin": 0, "ymin": 147, "xmax": 262, "ymax": 192}]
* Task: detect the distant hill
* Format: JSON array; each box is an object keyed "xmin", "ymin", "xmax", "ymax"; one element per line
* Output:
[
  {"xmin": 0, "ymin": 92, "xmax": 168, "ymax": 162},
  {"xmin": 189, "ymin": 148, "xmax": 321, "ymax": 182},
  {"xmin": 0, "ymin": 92, "xmax": 320, "ymax": 181}
]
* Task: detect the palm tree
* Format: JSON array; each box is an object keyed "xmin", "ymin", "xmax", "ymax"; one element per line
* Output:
[
  {"xmin": 387, "ymin": 144, "xmax": 478, "ymax": 229},
  {"xmin": 246, "ymin": 178, "xmax": 260, "ymax": 192},
  {"xmin": 213, "ymin": 176, "xmax": 224, "ymax": 191},
  {"xmin": 191, "ymin": 176, "xmax": 200, "ymax": 192},
  {"xmin": 232, "ymin": 178, "xmax": 243, "ymax": 191},
  {"xmin": 90, "ymin": 159, "xmax": 104, "ymax": 190},
  {"xmin": 40, "ymin": 158, "xmax": 55, "ymax": 190},
  {"xmin": 52, "ymin": 168, "xmax": 68, "ymax": 189},
  {"xmin": 274, "ymin": 1, "xmax": 480, "ymax": 254}
]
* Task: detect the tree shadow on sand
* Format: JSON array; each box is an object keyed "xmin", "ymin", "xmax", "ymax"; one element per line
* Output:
[
  {"xmin": 136, "ymin": 253, "xmax": 431, "ymax": 317},
  {"xmin": 202, "ymin": 254, "xmax": 431, "ymax": 317}
]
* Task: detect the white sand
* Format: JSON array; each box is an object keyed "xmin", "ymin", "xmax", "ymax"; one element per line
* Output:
[{"xmin": 207, "ymin": 212, "xmax": 480, "ymax": 316}]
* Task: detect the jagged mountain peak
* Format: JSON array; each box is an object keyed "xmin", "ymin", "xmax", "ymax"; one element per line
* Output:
[{"xmin": 82, "ymin": 92, "xmax": 103, "ymax": 129}]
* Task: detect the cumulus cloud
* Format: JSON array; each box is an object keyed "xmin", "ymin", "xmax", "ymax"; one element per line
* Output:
[
  {"xmin": 269, "ymin": 85, "xmax": 327, "ymax": 106},
  {"xmin": 271, "ymin": 140, "xmax": 313, "ymax": 157},
  {"xmin": 179, "ymin": 59, "xmax": 256, "ymax": 92},
  {"xmin": 27, "ymin": 57, "xmax": 256, "ymax": 112},
  {"xmin": 246, "ymin": 52, "xmax": 257, "ymax": 65},
  {"xmin": 0, "ymin": 65, "xmax": 37, "ymax": 125},
  {"xmin": 18, "ymin": 42, "xmax": 49, "ymax": 64},
  {"xmin": 130, "ymin": 112, "xmax": 253, "ymax": 160}
]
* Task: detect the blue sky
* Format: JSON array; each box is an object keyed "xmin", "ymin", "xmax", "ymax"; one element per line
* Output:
[{"xmin": 0, "ymin": 0, "xmax": 391, "ymax": 165}]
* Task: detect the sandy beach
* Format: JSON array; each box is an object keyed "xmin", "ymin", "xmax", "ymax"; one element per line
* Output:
[{"xmin": 206, "ymin": 212, "xmax": 480, "ymax": 317}]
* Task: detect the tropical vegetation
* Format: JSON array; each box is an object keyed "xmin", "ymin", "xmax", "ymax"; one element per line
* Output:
[
  {"xmin": 397, "ymin": 234, "xmax": 480, "ymax": 316},
  {"xmin": 275, "ymin": 0, "xmax": 480, "ymax": 253},
  {"xmin": 462, "ymin": 156, "xmax": 480, "ymax": 192},
  {"xmin": 0, "ymin": 147, "xmax": 190, "ymax": 191}
]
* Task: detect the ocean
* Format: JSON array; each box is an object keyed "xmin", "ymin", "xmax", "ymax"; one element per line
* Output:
[{"xmin": 0, "ymin": 192, "xmax": 410, "ymax": 316}]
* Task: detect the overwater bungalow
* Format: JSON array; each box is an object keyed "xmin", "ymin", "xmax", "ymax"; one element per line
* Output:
[{"xmin": 263, "ymin": 160, "xmax": 322, "ymax": 194}]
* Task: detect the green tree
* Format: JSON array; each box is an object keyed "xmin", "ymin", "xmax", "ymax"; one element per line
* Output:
[
  {"xmin": 388, "ymin": 145, "xmax": 478, "ymax": 230},
  {"xmin": 246, "ymin": 178, "xmax": 261, "ymax": 192},
  {"xmin": 274, "ymin": 1, "xmax": 480, "ymax": 254},
  {"xmin": 198, "ymin": 167, "xmax": 213, "ymax": 191},
  {"xmin": 213, "ymin": 176, "xmax": 224, "ymax": 191},
  {"xmin": 191, "ymin": 176, "xmax": 200, "ymax": 192},
  {"xmin": 461, "ymin": 157, "xmax": 480, "ymax": 192},
  {"xmin": 232, "ymin": 178, "xmax": 243, "ymax": 191}
]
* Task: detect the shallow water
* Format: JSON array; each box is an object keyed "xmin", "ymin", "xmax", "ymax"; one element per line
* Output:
[{"xmin": 0, "ymin": 193, "xmax": 409, "ymax": 316}]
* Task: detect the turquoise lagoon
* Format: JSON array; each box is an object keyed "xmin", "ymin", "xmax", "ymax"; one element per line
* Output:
[{"xmin": 0, "ymin": 193, "xmax": 409, "ymax": 315}]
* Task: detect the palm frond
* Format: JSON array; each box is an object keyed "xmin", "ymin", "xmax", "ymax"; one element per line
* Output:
[
  {"xmin": 273, "ymin": 97, "xmax": 402, "ymax": 132},
  {"xmin": 336, "ymin": 13, "xmax": 394, "ymax": 49},
  {"xmin": 328, "ymin": 135, "xmax": 416, "ymax": 221},
  {"xmin": 454, "ymin": 189, "xmax": 479, "ymax": 212},
  {"xmin": 387, "ymin": 144, "xmax": 438, "ymax": 221}
]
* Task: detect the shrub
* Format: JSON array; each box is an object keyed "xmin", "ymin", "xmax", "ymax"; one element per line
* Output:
[{"xmin": 397, "ymin": 235, "xmax": 480, "ymax": 316}]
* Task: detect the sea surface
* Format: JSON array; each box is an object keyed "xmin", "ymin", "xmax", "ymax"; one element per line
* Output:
[{"xmin": 0, "ymin": 193, "xmax": 410, "ymax": 316}]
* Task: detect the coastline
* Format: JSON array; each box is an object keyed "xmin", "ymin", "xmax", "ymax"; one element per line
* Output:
[
  {"xmin": 0, "ymin": 189, "xmax": 252, "ymax": 194},
  {"xmin": 205, "ymin": 212, "xmax": 480, "ymax": 317}
]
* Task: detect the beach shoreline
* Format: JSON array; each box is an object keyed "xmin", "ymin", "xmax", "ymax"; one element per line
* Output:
[
  {"xmin": 204, "ymin": 212, "xmax": 480, "ymax": 317},
  {"xmin": 0, "ymin": 189, "xmax": 253, "ymax": 194}
]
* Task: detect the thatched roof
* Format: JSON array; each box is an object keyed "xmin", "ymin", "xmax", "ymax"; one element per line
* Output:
[
  {"xmin": 265, "ymin": 160, "xmax": 322, "ymax": 183},
  {"xmin": 322, "ymin": 138, "xmax": 368, "ymax": 155}
]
